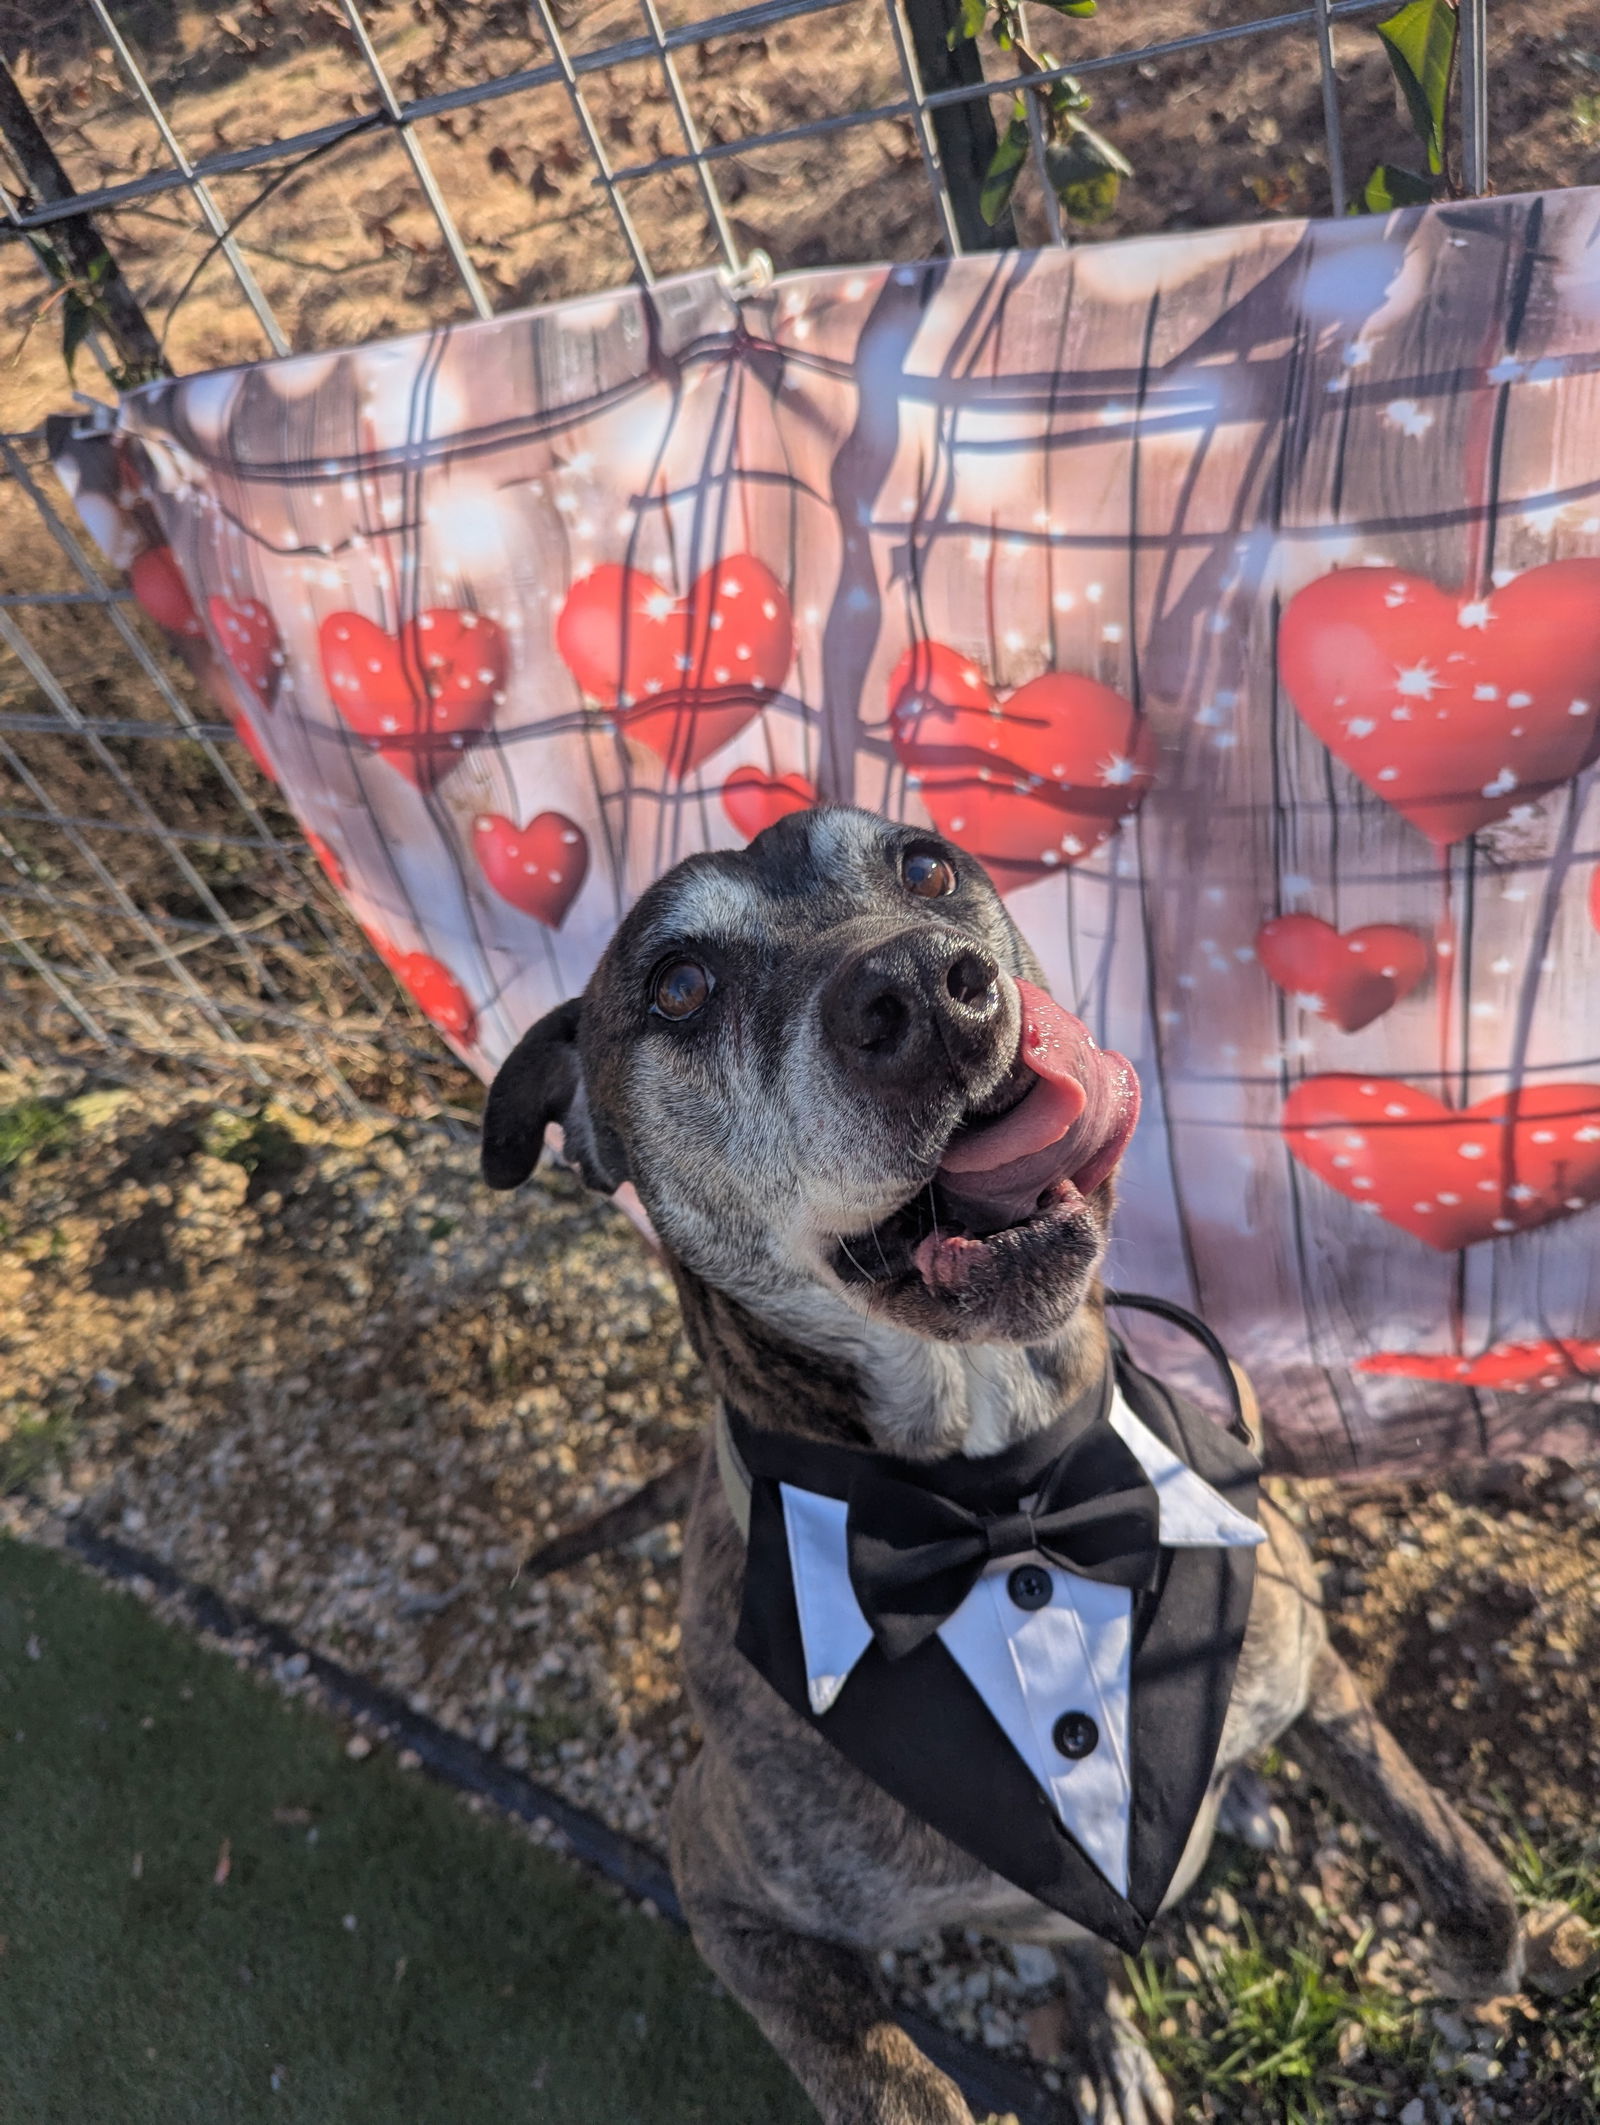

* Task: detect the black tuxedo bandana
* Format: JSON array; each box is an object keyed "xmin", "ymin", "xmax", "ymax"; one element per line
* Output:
[{"xmin": 731, "ymin": 1347, "xmax": 1264, "ymax": 1954}]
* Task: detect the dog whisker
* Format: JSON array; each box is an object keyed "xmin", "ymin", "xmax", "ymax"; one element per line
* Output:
[{"xmin": 834, "ymin": 1233, "xmax": 881, "ymax": 1285}]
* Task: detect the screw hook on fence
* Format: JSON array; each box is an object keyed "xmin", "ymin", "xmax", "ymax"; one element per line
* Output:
[{"xmin": 718, "ymin": 250, "xmax": 776, "ymax": 304}]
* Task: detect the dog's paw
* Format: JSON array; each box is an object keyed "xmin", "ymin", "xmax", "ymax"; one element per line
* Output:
[
  {"xmin": 1215, "ymin": 1766, "xmax": 1291, "ymax": 1854},
  {"xmin": 1427, "ymin": 1923, "xmax": 1526, "ymax": 2004},
  {"xmin": 1067, "ymin": 2001, "xmax": 1174, "ymax": 2125}
]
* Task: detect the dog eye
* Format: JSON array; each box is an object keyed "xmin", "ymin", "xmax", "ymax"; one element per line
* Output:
[
  {"xmin": 652, "ymin": 959, "xmax": 713, "ymax": 1020},
  {"xmin": 902, "ymin": 848, "xmax": 957, "ymax": 899}
]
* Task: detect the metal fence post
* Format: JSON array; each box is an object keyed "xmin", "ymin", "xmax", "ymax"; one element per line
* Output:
[
  {"xmin": 1459, "ymin": 0, "xmax": 1488, "ymax": 197},
  {"xmin": 0, "ymin": 58, "xmax": 166, "ymax": 381},
  {"xmin": 898, "ymin": 0, "xmax": 1015, "ymax": 250}
]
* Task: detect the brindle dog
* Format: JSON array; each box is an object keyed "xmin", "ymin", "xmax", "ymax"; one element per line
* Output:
[{"xmin": 482, "ymin": 806, "xmax": 1527, "ymax": 2125}]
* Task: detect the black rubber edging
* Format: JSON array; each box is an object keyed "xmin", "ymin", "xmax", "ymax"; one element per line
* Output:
[{"xmin": 58, "ymin": 1520, "xmax": 1055, "ymax": 2125}]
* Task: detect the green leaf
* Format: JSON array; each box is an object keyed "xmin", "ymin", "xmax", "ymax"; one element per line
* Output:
[
  {"xmin": 1045, "ymin": 116, "xmax": 1132, "ymax": 223},
  {"xmin": 949, "ymin": 0, "xmax": 987, "ymax": 47},
  {"xmin": 1056, "ymin": 163, "xmax": 1121, "ymax": 221},
  {"xmin": 1039, "ymin": 0, "xmax": 1097, "ymax": 13},
  {"xmin": 1361, "ymin": 161, "xmax": 1436, "ymax": 211},
  {"xmin": 1047, "ymin": 73, "xmax": 1092, "ymax": 117},
  {"xmin": 24, "ymin": 231, "xmax": 72, "ymax": 283},
  {"xmin": 61, "ymin": 288, "xmax": 94, "ymax": 383},
  {"xmin": 980, "ymin": 107, "xmax": 1032, "ymax": 226},
  {"xmin": 1375, "ymin": 0, "xmax": 1458, "ymax": 176}
]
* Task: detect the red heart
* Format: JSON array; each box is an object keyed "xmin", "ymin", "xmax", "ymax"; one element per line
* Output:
[
  {"xmin": 209, "ymin": 596, "xmax": 282, "ymax": 709},
  {"xmin": 1255, "ymin": 914, "xmax": 1430, "ymax": 1032},
  {"xmin": 472, "ymin": 810, "xmax": 588, "ymax": 928},
  {"xmin": 368, "ymin": 931, "xmax": 477, "ymax": 1044},
  {"xmin": 130, "ymin": 545, "xmax": 204, "ymax": 638},
  {"xmin": 722, "ymin": 767, "xmax": 817, "ymax": 841},
  {"xmin": 320, "ymin": 608, "xmax": 505, "ymax": 789},
  {"xmin": 1358, "ymin": 1340, "xmax": 1600, "ymax": 1389},
  {"xmin": 1278, "ymin": 561, "xmax": 1600, "ymax": 845},
  {"xmin": 887, "ymin": 643, "xmax": 1157, "ymax": 892},
  {"xmin": 556, "ymin": 556, "xmax": 794, "ymax": 778},
  {"xmin": 1282, "ymin": 1075, "xmax": 1600, "ymax": 1250},
  {"xmin": 232, "ymin": 710, "xmax": 277, "ymax": 785},
  {"xmin": 302, "ymin": 828, "xmax": 346, "ymax": 889}
]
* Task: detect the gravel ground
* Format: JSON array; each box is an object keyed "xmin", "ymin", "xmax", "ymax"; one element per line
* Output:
[{"xmin": 2, "ymin": 1073, "xmax": 1597, "ymax": 2122}]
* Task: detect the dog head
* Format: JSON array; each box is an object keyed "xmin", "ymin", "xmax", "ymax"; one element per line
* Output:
[{"xmin": 482, "ymin": 808, "xmax": 1138, "ymax": 1350}]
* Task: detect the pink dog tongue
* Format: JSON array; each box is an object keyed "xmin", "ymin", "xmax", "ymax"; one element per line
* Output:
[{"xmin": 933, "ymin": 981, "xmax": 1139, "ymax": 1229}]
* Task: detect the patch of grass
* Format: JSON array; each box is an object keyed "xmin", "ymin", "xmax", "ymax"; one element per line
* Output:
[
  {"xmin": 0, "ymin": 1406, "xmax": 78, "ymax": 1494},
  {"xmin": 1499, "ymin": 1811, "xmax": 1600, "ymax": 1928},
  {"xmin": 0, "ymin": 1097, "xmax": 74, "ymax": 1175},
  {"xmin": 1126, "ymin": 1913, "xmax": 1424, "ymax": 2125},
  {"xmin": 0, "ymin": 1537, "xmax": 812, "ymax": 2125},
  {"xmin": 200, "ymin": 1106, "xmax": 304, "ymax": 1186}
]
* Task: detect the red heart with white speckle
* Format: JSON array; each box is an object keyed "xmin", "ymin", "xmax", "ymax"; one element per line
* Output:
[
  {"xmin": 368, "ymin": 930, "xmax": 477, "ymax": 1045},
  {"xmin": 1282, "ymin": 1074, "xmax": 1600, "ymax": 1249},
  {"xmin": 1359, "ymin": 1340, "xmax": 1600, "ymax": 1389},
  {"xmin": 232, "ymin": 710, "xmax": 277, "ymax": 785},
  {"xmin": 130, "ymin": 544, "xmax": 204, "ymax": 638},
  {"xmin": 1278, "ymin": 562, "xmax": 1600, "ymax": 845},
  {"xmin": 887, "ymin": 642, "xmax": 1156, "ymax": 892},
  {"xmin": 1255, "ymin": 914, "xmax": 1430, "ymax": 1032},
  {"xmin": 721, "ymin": 767, "xmax": 817, "ymax": 841},
  {"xmin": 472, "ymin": 810, "xmax": 588, "ymax": 928},
  {"xmin": 303, "ymin": 828, "xmax": 346, "ymax": 889},
  {"xmin": 209, "ymin": 596, "xmax": 283, "ymax": 710},
  {"xmin": 556, "ymin": 556, "xmax": 794, "ymax": 778},
  {"xmin": 320, "ymin": 608, "xmax": 505, "ymax": 789}
]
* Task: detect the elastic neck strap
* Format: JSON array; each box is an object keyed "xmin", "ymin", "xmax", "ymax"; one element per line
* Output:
[{"xmin": 1103, "ymin": 1290, "xmax": 1260, "ymax": 1450}]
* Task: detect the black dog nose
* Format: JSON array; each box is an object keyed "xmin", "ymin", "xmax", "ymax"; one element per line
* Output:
[{"xmin": 821, "ymin": 932, "xmax": 1002, "ymax": 1090}]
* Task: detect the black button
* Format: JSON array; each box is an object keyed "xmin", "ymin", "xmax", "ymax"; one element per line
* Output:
[
  {"xmin": 1052, "ymin": 1711, "xmax": 1099, "ymax": 1760},
  {"xmin": 1006, "ymin": 1565, "xmax": 1052, "ymax": 1611}
]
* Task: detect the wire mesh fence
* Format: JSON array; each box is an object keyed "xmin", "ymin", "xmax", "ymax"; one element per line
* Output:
[{"xmin": 0, "ymin": 0, "xmax": 1511, "ymax": 1109}]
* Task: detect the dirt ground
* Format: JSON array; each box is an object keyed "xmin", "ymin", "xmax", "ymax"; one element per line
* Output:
[{"xmin": 2, "ymin": 1075, "xmax": 1596, "ymax": 2121}]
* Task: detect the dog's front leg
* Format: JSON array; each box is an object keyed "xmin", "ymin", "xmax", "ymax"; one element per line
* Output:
[
  {"xmin": 671, "ymin": 1765, "xmax": 973, "ymax": 2124},
  {"xmin": 1288, "ymin": 1642, "xmax": 1523, "ymax": 1997},
  {"xmin": 1052, "ymin": 1945, "xmax": 1174, "ymax": 2125},
  {"xmin": 682, "ymin": 1895, "xmax": 975, "ymax": 2125}
]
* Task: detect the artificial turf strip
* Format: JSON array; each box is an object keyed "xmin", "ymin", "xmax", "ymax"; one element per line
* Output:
[{"xmin": 0, "ymin": 1537, "xmax": 813, "ymax": 2125}]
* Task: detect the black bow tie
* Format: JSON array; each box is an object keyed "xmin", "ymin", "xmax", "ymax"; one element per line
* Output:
[{"xmin": 845, "ymin": 1419, "xmax": 1162, "ymax": 1660}]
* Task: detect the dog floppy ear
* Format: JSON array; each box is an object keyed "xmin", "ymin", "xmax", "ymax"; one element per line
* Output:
[{"xmin": 481, "ymin": 997, "xmax": 627, "ymax": 1194}]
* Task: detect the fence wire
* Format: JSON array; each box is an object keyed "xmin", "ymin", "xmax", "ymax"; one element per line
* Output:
[{"xmin": 0, "ymin": 0, "xmax": 1495, "ymax": 1111}]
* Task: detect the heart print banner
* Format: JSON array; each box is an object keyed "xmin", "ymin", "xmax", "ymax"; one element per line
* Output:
[{"xmin": 73, "ymin": 186, "xmax": 1600, "ymax": 1474}]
